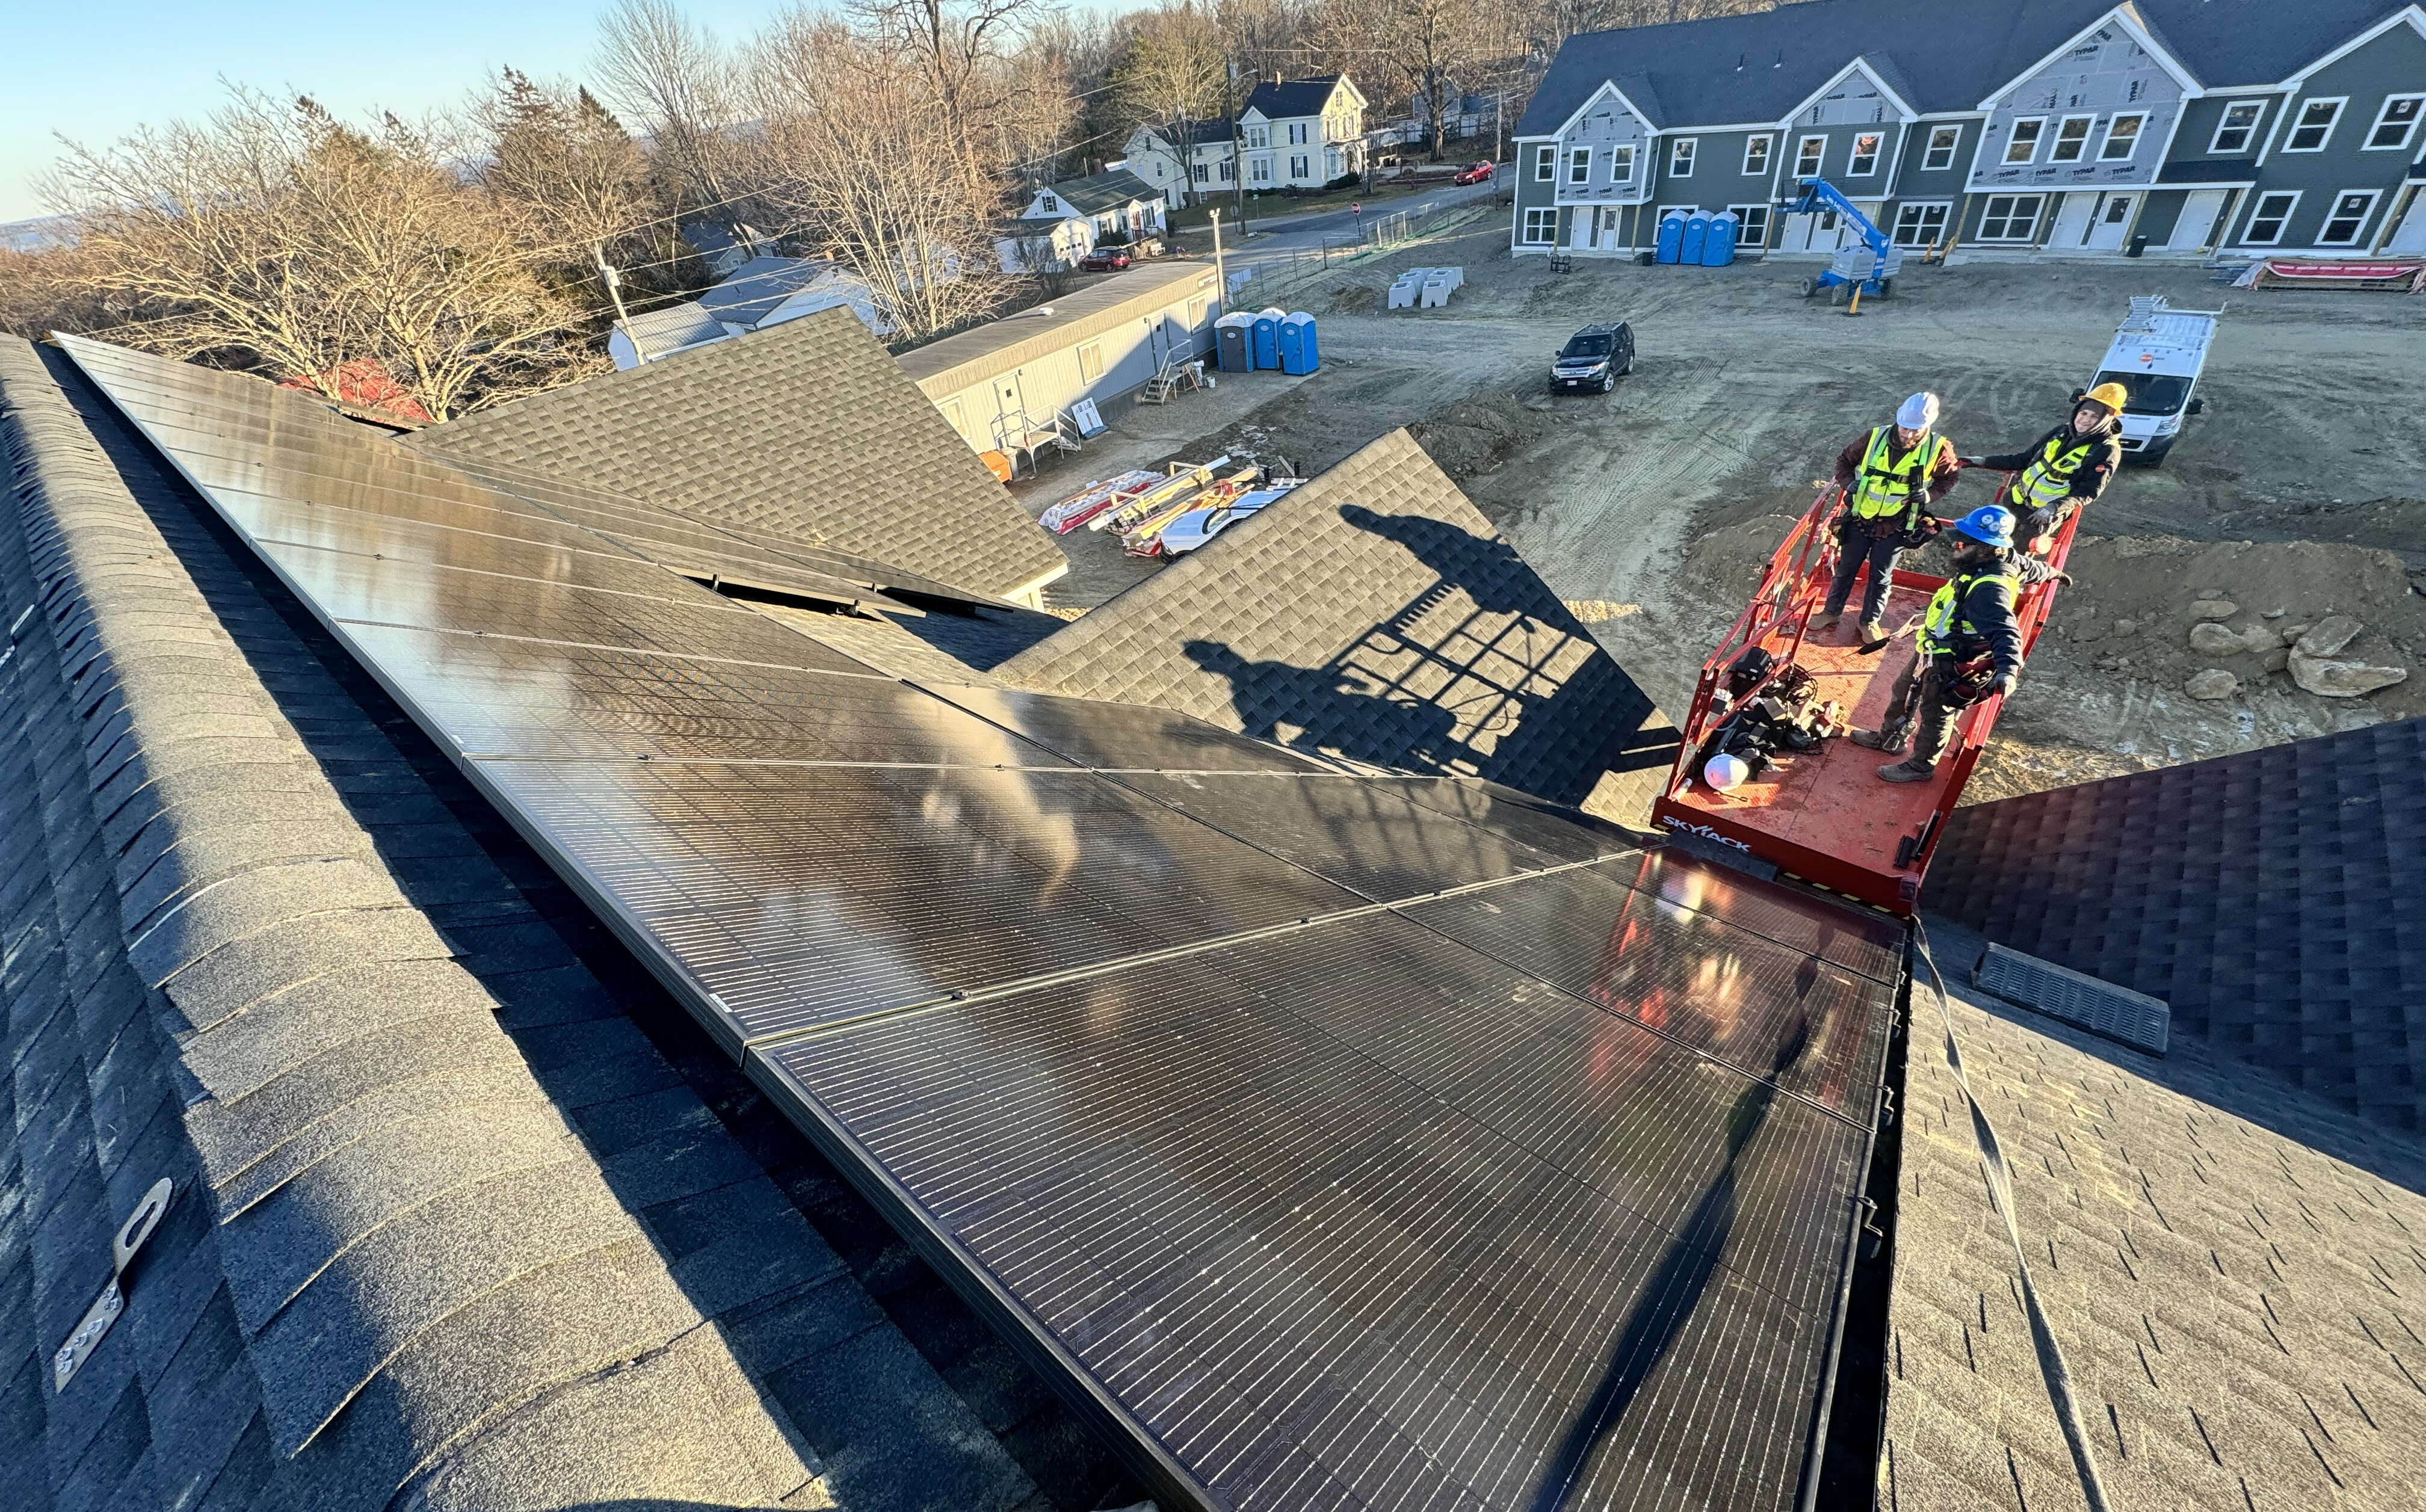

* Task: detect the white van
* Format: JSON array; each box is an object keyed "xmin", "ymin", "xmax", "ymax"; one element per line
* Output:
[{"xmin": 2084, "ymin": 295, "xmax": 2222, "ymax": 467}]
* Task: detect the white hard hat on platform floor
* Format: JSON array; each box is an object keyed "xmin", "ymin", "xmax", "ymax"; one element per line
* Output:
[{"xmin": 1897, "ymin": 392, "xmax": 1939, "ymax": 430}]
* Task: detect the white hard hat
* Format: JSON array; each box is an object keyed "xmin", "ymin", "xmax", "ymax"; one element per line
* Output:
[
  {"xmin": 1897, "ymin": 392, "xmax": 1939, "ymax": 430},
  {"xmin": 1703, "ymin": 753, "xmax": 1750, "ymax": 791}
]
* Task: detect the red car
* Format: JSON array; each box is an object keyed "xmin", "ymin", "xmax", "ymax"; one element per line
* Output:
[
  {"xmin": 1452, "ymin": 161, "xmax": 1495, "ymax": 186},
  {"xmin": 1078, "ymin": 247, "xmax": 1133, "ymax": 272}
]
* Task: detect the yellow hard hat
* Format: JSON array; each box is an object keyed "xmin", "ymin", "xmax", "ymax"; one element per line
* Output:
[{"xmin": 2081, "ymin": 382, "xmax": 2129, "ymax": 412}]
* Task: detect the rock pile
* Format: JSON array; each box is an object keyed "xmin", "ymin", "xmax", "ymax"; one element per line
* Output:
[{"xmin": 2182, "ymin": 603, "xmax": 2410, "ymax": 699}]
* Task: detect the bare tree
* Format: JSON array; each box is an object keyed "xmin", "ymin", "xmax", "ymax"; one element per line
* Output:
[
  {"xmin": 1321, "ymin": 0, "xmax": 1495, "ymax": 161},
  {"xmin": 43, "ymin": 90, "xmax": 600, "ymax": 419},
  {"xmin": 474, "ymin": 68, "xmax": 679, "ymax": 310},
  {"xmin": 851, "ymin": 0, "xmax": 1048, "ymax": 200},
  {"xmin": 745, "ymin": 11, "xmax": 1013, "ymax": 342},
  {"xmin": 593, "ymin": 0, "xmax": 741, "ymax": 212},
  {"xmin": 1111, "ymin": 4, "xmax": 1230, "ymax": 144}
]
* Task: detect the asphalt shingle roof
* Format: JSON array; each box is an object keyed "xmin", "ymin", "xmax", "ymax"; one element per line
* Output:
[
  {"xmin": 1514, "ymin": 0, "xmax": 2412, "ymax": 136},
  {"xmin": 1040, "ymin": 168, "xmax": 1162, "ymax": 216},
  {"xmin": 1244, "ymin": 75, "xmax": 1346, "ymax": 120},
  {"xmin": 1890, "ymin": 915, "xmax": 2426, "ymax": 1511},
  {"xmin": 699, "ymin": 256, "xmax": 853, "ymax": 330},
  {"xmin": 616, "ymin": 298, "xmax": 728, "ymax": 362},
  {"xmin": 1928, "ymin": 717, "xmax": 2426, "ymax": 1132},
  {"xmin": 993, "ymin": 429, "xmax": 1679, "ymax": 821},
  {"xmin": 407, "ymin": 307, "xmax": 1067, "ymax": 602}
]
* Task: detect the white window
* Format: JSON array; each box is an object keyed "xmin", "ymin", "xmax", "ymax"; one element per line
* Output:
[
  {"xmin": 941, "ymin": 398, "xmax": 965, "ymax": 437},
  {"xmin": 1610, "ymin": 143, "xmax": 1636, "ymax": 180},
  {"xmin": 1668, "ymin": 137, "xmax": 1696, "ymax": 176},
  {"xmin": 1076, "ymin": 342, "xmax": 1103, "ymax": 381},
  {"xmin": 1728, "ymin": 204, "xmax": 1770, "ymax": 245},
  {"xmin": 2210, "ymin": 100, "xmax": 2265, "ymax": 154},
  {"xmin": 2244, "ymin": 190, "xmax": 2298, "ymax": 244},
  {"xmin": 1522, "ymin": 207, "xmax": 1558, "ymax": 244},
  {"xmin": 1039, "ymin": 193, "xmax": 1058, "ymax": 212},
  {"xmin": 2366, "ymin": 94, "xmax": 2425, "ymax": 152},
  {"xmin": 1289, "ymin": 153, "xmax": 1309, "ymax": 179},
  {"xmin": 2317, "ymin": 189, "xmax": 2378, "ymax": 245},
  {"xmin": 1288, "ymin": 122, "xmax": 1309, "ymax": 144},
  {"xmin": 2049, "ymin": 116, "xmax": 2095, "ymax": 164},
  {"xmin": 1251, "ymin": 157, "xmax": 1271, "ymax": 184},
  {"xmin": 1848, "ymin": 132, "xmax": 1883, "ymax": 175},
  {"xmin": 1186, "ymin": 297, "xmax": 1205, "ymax": 326},
  {"xmin": 2284, "ymin": 97, "xmax": 2344, "ymax": 151},
  {"xmin": 1795, "ymin": 134, "xmax": 1825, "ymax": 177},
  {"xmin": 1978, "ymin": 193, "xmax": 2043, "ymax": 241},
  {"xmin": 2004, "ymin": 117, "xmax": 2046, "ymax": 164},
  {"xmin": 1922, "ymin": 125, "xmax": 1960, "ymax": 171},
  {"xmin": 1742, "ymin": 135, "xmax": 1771, "ymax": 175},
  {"xmin": 1191, "ymin": 164, "xmax": 1208, "ymax": 183},
  {"xmin": 1220, "ymin": 160, "xmax": 1234, "ymax": 182},
  {"xmin": 1247, "ymin": 125, "xmax": 1269, "ymax": 149},
  {"xmin": 2099, "ymin": 113, "xmax": 2146, "ymax": 161},
  {"xmin": 1568, "ymin": 147, "xmax": 1591, "ymax": 185},
  {"xmin": 1892, "ymin": 202, "xmax": 1951, "ymax": 247},
  {"xmin": 1533, "ymin": 143, "xmax": 1555, "ymax": 181}
]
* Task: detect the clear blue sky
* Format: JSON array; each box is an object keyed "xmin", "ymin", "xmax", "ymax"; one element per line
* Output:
[{"xmin": 1, "ymin": 2, "xmax": 813, "ymax": 223}]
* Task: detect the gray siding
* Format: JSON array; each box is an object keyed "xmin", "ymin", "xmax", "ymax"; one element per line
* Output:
[
  {"xmin": 1651, "ymin": 127, "xmax": 1780, "ymax": 211},
  {"xmin": 2167, "ymin": 93, "xmax": 2280, "ymax": 178},
  {"xmin": 2230, "ymin": 23, "xmax": 2426, "ymax": 248},
  {"xmin": 1894, "ymin": 119, "xmax": 1982, "ymax": 196},
  {"xmin": 1972, "ymin": 21, "xmax": 2186, "ymax": 192}
]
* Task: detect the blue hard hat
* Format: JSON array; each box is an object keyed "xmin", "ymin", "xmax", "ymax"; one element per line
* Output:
[{"xmin": 1952, "ymin": 505, "xmax": 2014, "ymax": 549}]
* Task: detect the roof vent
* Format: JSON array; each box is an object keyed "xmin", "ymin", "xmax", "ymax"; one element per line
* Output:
[{"xmin": 1974, "ymin": 943, "xmax": 2170, "ymax": 1055}]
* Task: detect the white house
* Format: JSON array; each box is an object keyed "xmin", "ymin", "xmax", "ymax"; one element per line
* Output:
[
  {"xmin": 1239, "ymin": 75, "xmax": 1369, "ymax": 190},
  {"xmin": 607, "ymin": 256, "xmax": 887, "ymax": 371},
  {"xmin": 998, "ymin": 169, "xmax": 1169, "ymax": 273},
  {"xmin": 1122, "ymin": 119, "xmax": 1239, "ymax": 207}
]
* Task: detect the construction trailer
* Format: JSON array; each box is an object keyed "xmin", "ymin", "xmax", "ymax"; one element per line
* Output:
[{"xmin": 900, "ymin": 261, "xmax": 1222, "ymax": 464}]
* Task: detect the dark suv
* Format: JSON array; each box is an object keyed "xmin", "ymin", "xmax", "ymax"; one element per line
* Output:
[{"xmin": 1550, "ymin": 321, "xmax": 1634, "ymax": 393}]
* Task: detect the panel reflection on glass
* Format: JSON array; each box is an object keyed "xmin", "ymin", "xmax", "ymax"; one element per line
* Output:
[{"xmin": 928, "ymin": 685, "xmax": 1332, "ymax": 774}]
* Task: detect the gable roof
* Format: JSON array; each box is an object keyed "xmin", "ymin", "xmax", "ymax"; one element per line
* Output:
[
  {"xmin": 409, "ymin": 307, "xmax": 1067, "ymax": 601},
  {"xmin": 1041, "ymin": 167, "xmax": 1162, "ymax": 215},
  {"xmin": 992, "ymin": 429, "xmax": 1678, "ymax": 820},
  {"xmin": 615, "ymin": 298, "xmax": 730, "ymax": 362},
  {"xmin": 697, "ymin": 256, "xmax": 841, "ymax": 329},
  {"xmin": 1243, "ymin": 74, "xmax": 1348, "ymax": 119},
  {"xmin": 1514, "ymin": 1, "xmax": 2414, "ymax": 135}
]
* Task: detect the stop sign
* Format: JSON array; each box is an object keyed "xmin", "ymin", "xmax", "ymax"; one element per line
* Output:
[{"xmin": 1351, "ymin": 203, "xmax": 1360, "ymax": 214}]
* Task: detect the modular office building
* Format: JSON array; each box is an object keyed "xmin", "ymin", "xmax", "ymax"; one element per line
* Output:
[{"xmin": 1511, "ymin": 0, "xmax": 2426, "ymax": 261}]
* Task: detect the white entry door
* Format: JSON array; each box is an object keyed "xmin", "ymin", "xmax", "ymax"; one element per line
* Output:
[
  {"xmin": 2084, "ymin": 193, "xmax": 2138, "ymax": 251},
  {"xmin": 2049, "ymin": 192, "xmax": 2099, "ymax": 248},
  {"xmin": 2167, "ymin": 190, "xmax": 2228, "ymax": 251},
  {"xmin": 1781, "ymin": 208, "xmax": 1838, "ymax": 251},
  {"xmin": 1570, "ymin": 208, "xmax": 1594, "ymax": 250},
  {"xmin": 2387, "ymin": 188, "xmax": 2426, "ymax": 253},
  {"xmin": 1596, "ymin": 206, "xmax": 1625, "ymax": 251}
]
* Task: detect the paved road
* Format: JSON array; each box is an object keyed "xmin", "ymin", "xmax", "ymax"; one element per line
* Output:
[{"xmin": 1230, "ymin": 174, "xmax": 1505, "ymax": 251}]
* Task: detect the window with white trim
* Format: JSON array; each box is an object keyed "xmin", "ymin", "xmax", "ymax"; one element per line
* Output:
[
  {"xmin": 1288, "ymin": 153, "xmax": 1309, "ymax": 178},
  {"xmin": 1568, "ymin": 147, "xmax": 1591, "ymax": 184},
  {"xmin": 1532, "ymin": 143, "xmax": 1555, "ymax": 181},
  {"xmin": 1668, "ymin": 137, "xmax": 1696, "ymax": 176},
  {"xmin": 1076, "ymin": 342, "xmax": 1104, "ymax": 382},
  {"xmin": 942, "ymin": 398, "xmax": 965, "ymax": 437},
  {"xmin": 1522, "ymin": 207, "xmax": 1558, "ymax": 244},
  {"xmin": 2049, "ymin": 116, "xmax": 2094, "ymax": 163},
  {"xmin": 1246, "ymin": 125, "xmax": 1268, "ymax": 149},
  {"xmin": 1191, "ymin": 164, "xmax": 1208, "ymax": 183},
  {"xmin": 2003, "ymin": 117, "xmax": 2046, "ymax": 164},
  {"xmin": 1610, "ymin": 143, "xmax": 1636, "ymax": 180},
  {"xmin": 1728, "ymin": 203, "xmax": 1770, "ymax": 246},
  {"xmin": 1977, "ymin": 194, "xmax": 2043, "ymax": 241},
  {"xmin": 2284, "ymin": 98, "xmax": 2343, "ymax": 151},
  {"xmin": 1288, "ymin": 122, "xmax": 1309, "ymax": 144},
  {"xmin": 2366, "ymin": 94, "xmax": 2424, "ymax": 152},
  {"xmin": 2317, "ymin": 189, "xmax": 2378, "ymax": 245},
  {"xmin": 2210, "ymin": 100, "xmax": 2264, "ymax": 154},
  {"xmin": 1848, "ymin": 131, "xmax": 1882, "ymax": 175},
  {"xmin": 2099, "ymin": 113, "xmax": 2145, "ymax": 161},
  {"xmin": 1742, "ymin": 135, "xmax": 1771, "ymax": 175},
  {"xmin": 1250, "ymin": 156, "xmax": 1271, "ymax": 184},
  {"xmin": 1039, "ymin": 193, "xmax": 1059, "ymax": 212},
  {"xmin": 1794, "ymin": 134, "xmax": 1825, "ymax": 177},
  {"xmin": 1220, "ymin": 159, "xmax": 1233, "ymax": 181},
  {"xmin": 2244, "ymin": 190, "xmax": 2298, "ymax": 243},
  {"xmin": 1922, "ymin": 125, "xmax": 1960, "ymax": 171},
  {"xmin": 1892, "ymin": 202, "xmax": 1951, "ymax": 247}
]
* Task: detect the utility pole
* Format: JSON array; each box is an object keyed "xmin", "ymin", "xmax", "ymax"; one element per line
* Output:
[
  {"xmin": 593, "ymin": 244, "xmax": 635, "ymax": 356},
  {"xmin": 1211, "ymin": 208, "xmax": 1228, "ymax": 313},
  {"xmin": 1227, "ymin": 61, "xmax": 1246, "ymax": 220}
]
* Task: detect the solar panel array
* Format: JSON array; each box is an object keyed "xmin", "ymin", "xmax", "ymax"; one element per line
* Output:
[{"xmin": 61, "ymin": 333, "xmax": 1907, "ymax": 1512}]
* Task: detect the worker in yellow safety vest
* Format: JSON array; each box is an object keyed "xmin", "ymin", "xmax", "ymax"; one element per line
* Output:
[
  {"xmin": 1958, "ymin": 383, "xmax": 2125, "ymax": 551},
  {"xmin": 1851, "ymin": 505, "xmax": 2027, "ymax": 783},
  {"xmin": 1816, "ymin": 392, "xmax": 1963, "ymax": 644}
]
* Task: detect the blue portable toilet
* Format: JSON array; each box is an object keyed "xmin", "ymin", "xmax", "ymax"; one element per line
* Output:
[
  {"xmin": 1252, "ymin": 307, "xmax": 1285, "ymax": 369},
  {"xmin": 1655, "ymin": 211, "xmax": 1687, "ymax": 264},
  {"xmin": 1701, "ymin": 210, "xmax": 1739, "ymax": 267},
  {"xmin": 1214, "ymin": 312, "xmax": 1254, "ymax": 372},
  {"xmin": 1278, "ymin": 312, "xmax": 1319, "ymax": 374},
  {"xmin": 1679, "ymin": 210, "xmax": 1711, "ymax": 265}
]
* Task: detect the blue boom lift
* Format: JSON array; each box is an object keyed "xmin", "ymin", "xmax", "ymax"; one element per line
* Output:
[{"xmin": 1780, "ymin": 177, "xmax": 1903, "ymax": 304}]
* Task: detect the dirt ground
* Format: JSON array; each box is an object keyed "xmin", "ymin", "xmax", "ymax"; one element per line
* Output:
[{"xmin": 1014, "ymin": 224, "xmax": 2426, "ymax": 801}]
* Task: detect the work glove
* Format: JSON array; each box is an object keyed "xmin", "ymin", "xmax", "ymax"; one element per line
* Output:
[
  {"xmin": 1957, "ymin": 455, "xmax": 1986, "ymax": 467},
  {"xmin": 1986, "ymin": 673, "xmax": 2017, "ymax": 702}
]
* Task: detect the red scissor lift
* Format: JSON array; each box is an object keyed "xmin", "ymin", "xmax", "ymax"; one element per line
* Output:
[{"xmin": 1652, "ymin": 482, "xmax": 2081, "ymax": 915}]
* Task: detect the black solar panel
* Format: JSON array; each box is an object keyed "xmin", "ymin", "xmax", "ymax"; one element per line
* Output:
[
  {"xmin": 63, "ymin": 332, "xmax": 1901, "ymax": 1512},
  {"xmin": 760, "ymin": 910, "xmax": 1869, "ymax": 1512}
]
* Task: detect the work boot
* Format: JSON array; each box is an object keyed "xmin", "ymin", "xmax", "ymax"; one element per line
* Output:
[
  {"xmin": 1877, "ymin": 757, "xmax": 1935, "ymax": 783},
  {"xmin": 1812, "ymin": 613, "xmax": 1841, "ymax": 634},
  {"xmin": 1857, "ymin": 620, "xmax": 1885, "ymax": 646},
  {"xmin": 1850, "ymin": 727, "xmax": 1905, "ymax": 752}
]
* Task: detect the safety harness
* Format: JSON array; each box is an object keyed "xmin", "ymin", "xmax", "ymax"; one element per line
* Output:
[
  {"xmin": 1848, "ymin": 425, "xmax": 1939, "ymax": 529},
  {"xmin": 2001, "ymin": 430, "xmax": 2103, "ymax": 513},
  {"xmin": 1918, "ymin": 561, "xmax": 2020, "ymax": 661}
]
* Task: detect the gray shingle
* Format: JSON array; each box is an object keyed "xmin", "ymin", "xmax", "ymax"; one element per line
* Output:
[
  {"xmin": 995, "ymin": 428, "xmax": 1678, "ymax": 821},
  {"xmin": 409, "ymin": 307, "xmax": 1067, "ymax": 602}
]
